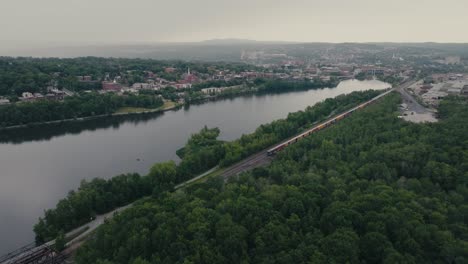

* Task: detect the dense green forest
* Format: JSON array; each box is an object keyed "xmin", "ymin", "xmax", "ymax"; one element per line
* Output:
[
  {"xmin": 33, "ymin": 90, "xmax": 381, "ymax": 243},
  {"xmin": 0, "ymin": 57, "xmax": 344, "ymax": 128},
  {"xmin": 218, "ymin": 89, "xmax": 379, "ymax": 167},
  {"xmin": 73, "ymin": 94, "xmax": 468, "ymax": 263},
  {"xmin": 33, "ymin": 127, "xmax": 223, "ymax": 243},
  {"xmin": 0, "ymin": 93, "xmax": 164, "ymax": 127}
]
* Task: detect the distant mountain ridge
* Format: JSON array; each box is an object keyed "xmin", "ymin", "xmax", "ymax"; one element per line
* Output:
[
  {"xmin": 2, "ymin": 40, "xmax": 468, "ymax": 60},
  {"xmin": 198, "ymin": 38, "xmax": 299, "ymax": 45}
]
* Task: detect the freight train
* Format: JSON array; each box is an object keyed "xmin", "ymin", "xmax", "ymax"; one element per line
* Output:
[{"xmin": 267, "ymin": 89, "xmax": 394, "ymax": 156}]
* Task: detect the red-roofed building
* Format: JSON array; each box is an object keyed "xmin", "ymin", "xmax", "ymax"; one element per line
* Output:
[
  {"xmin": 102, "ymin": 81, "xmax": 121, "ymax": 91},
  {"xmin": 165, "ymin": 67, "xmax": 177, "ymax": 73}
]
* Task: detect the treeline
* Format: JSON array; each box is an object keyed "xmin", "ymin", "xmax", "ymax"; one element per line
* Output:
[
  {"xmin": 219, "ymin": 89, "xmax": 382, "ymax": 166},
  {"xmin": 33, "ymin": 127, "xmax": 224, "ymax": 243},
  {"xmin": 0, "ymin": 57, "xmax": 258, "ymax": 96},
  {"xmin": 180, "ymin": 88, "xmax": 383, "ymax": 170},
  {"xmin": 33, "ymin": 174, "xmax": 152, "ymax": 243},
  {"xmin": 255, "ymin": 77, "xmax": 339, "ymax": 93},
  {"xmin": 33, "ymin": 90, "xmax": 381, "ymax": 243},
  {"xmin": 75, "ymin": 94, "xmax": 468, "ymax": 263},
  {"xmin": 182, "ymin": 78, "xmax": 340, "ymax": 109},
  {"xmin": 0, "ymin": 93, "xmax": 163, "ymax": 127},
  {"xmin": 192, "ymin": 79, "xmax": 245, "ymax": 90}
]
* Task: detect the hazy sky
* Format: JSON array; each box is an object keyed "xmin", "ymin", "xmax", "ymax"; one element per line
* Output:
[{"xmin": 1, "ymin": 0, "xmax": 467, "ymax": 49}]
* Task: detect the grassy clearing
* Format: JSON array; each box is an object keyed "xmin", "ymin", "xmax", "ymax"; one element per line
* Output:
[
  {"xmin": 162, "ymin": 101, "xmax": 176, "ymax": 109},
  {"xmin": 114, "ymin": 101, "xmax": 176, "ymax": 114},
  {"xmin": 114, "ymin": 107, "xmax": 153, "ymax": 114}
]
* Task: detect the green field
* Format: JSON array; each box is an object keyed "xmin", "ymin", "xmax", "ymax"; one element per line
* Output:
[
  {"xmin": 114, "ymin": 101, "xmax": 177, "ymax": 114},
  {"xmin": 114, "ymin": 107, "xmax": 153, "ymax": 114}
]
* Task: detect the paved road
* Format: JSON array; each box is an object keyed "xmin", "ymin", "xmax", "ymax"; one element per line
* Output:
[
  {"xmin": 397, "ymin": 81, "xmax": 429, "ymax": 114},
  {"xmin": 64, "ymin": 204, "xmax": 133, "ymax": 247},
  {"xmin": 0, "ymin": 204, "xmax": 133, "ymax": 264},
  {"xmin": 175, "ymin": 166, "xmax": 219, "ymax": 189},
  {"xmin": 396, "ymin": 80, "xmax": 437, "ymax": 123}
]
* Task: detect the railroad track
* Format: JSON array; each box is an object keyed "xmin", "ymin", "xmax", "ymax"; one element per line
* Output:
[{"xmin": 220, "ymin": 87, "xmax": 398, "ymax": 180}]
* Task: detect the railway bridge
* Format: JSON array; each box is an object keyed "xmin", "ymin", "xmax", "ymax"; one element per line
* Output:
[{"xmin": 0, "ymin": 243, "xmax": 66, "ymax": 264}]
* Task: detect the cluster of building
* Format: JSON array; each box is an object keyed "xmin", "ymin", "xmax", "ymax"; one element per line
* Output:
[
  {"xmin": 101, "ymin": 68, "xmax": 200, "ymax": 93},
  {"xmin": 91, "ymin": 60, "xmax": 411, "ymax": 97},
  {"xmin": 409, "ymin": 73, "xmax": 468, "ymax": 106},
  {"xmin": 17, "ymin": 88, "xmax": 71, "ymax": 103},
  {"xmin": 200, "ymin": 85, "xmax": 244, "ymax": 95}
]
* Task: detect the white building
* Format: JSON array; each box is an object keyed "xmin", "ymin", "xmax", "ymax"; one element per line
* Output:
[
  {"xmin": 22, "ymin": 92, "xmax": 34, "ymax": 98},
  {"xmin": 0, "ymin": 98, "xmax": 10, "ymax": 105}
]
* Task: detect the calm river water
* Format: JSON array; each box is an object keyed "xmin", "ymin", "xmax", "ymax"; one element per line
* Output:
[{"xmin": 0, "ymin": 79, "xmax": 390, "ymax": 254}]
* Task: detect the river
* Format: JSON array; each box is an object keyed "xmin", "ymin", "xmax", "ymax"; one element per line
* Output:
[{"xmin": 0, "ymin": 79, "xmax": 390, "ymax": 255}]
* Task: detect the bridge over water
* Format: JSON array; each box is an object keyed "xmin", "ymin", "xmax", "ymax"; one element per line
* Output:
[{"xmin": 0, "ymin": 243, "xmax": 66, "ymax": 264}]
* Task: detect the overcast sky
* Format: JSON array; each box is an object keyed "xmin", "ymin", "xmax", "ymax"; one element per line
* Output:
[{"xmin": 1, "ymin": 0, "xmax": 467, "ymax": 50}]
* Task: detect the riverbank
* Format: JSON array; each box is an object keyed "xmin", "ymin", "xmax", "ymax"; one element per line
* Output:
[
  {"xmin": 35, "ymin": 88, "xmax": 395, "ymax": 261},
  {"xmin": 187, "ymin": 79, "xmax": 341, "ymax": 105},
  {"xmin": 0, "ymin": 79, "xmax": 392, "ymax": 255},
  {"xmin": 0, "ymin": 101, "xmax": 180, "ymax": 131},
  {"xmin": 0, "ymin": 79, "xmax": 341, "ymax": 131}
]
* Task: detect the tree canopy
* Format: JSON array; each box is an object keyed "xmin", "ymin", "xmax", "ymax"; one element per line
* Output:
[
  {"xmin": 0, "ymin": 93, "xmax": 163, "ymax": 127},
  {"xmin": 33, "ymin": 90, "xmax": 381, "ymax": 244},
  {"xmin": 74, "ymin": 94, "xmax": 468, "ymax": 263}
]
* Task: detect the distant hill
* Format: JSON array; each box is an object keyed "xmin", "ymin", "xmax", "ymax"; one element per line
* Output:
[
  {"xmin": 3, "ymin": 41, "xmax": 468, "ymax": 61},
  {"xmin": 199, "ymin": 38, "xmax": 298, "ymax": 45},
  {"xmin": 200, "ymin": 38, "xmax": 260, "ymax": 45}
]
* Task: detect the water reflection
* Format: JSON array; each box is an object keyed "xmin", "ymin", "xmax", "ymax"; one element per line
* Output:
[
  {"xmin": 0, "ymin": 80, "xmax": 390, "ymax": 254},
  {"xmin": 0, "ymin": 111, "xmax": 166, "ymax": 144},
  {"xmin": 0, "ymin": 90, "xmax": 323, "ymax": 144}
]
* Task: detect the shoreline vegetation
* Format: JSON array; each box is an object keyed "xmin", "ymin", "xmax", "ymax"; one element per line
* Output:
[
  {"xmin": 0, "ymin": 93, "xmax": 165, "ymax": 129},
  {"xmin": 75, "ymin": 94, "xmax": 468, "ymax": 263},
  {"xmin": 33, "ymin": 90, "xmax": 382, "ymax": 244},
  {"xmin": 0, "ymin": 100, "xmax": 178, "ymax": 131},
  {"xmin": 31, "ymin": 91, "xmax": 468, "ymax": 263},
  {"xmin": 0, "ymin": 78, "xmax": 339, "ymax": 130}
]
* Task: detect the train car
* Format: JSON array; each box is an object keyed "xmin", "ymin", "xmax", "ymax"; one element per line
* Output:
[
  {"xmin": 267, "ymin": 146, "xmax": 279, "ymax": 156},
  {"xmin": 266, "ymin": 89, "xmax": 395, "ymax": 156}
]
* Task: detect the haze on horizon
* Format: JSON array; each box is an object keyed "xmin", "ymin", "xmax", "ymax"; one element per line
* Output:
[{"xmin": 1, "ymin": 0, "xmax": 467, "ymax": 54}]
